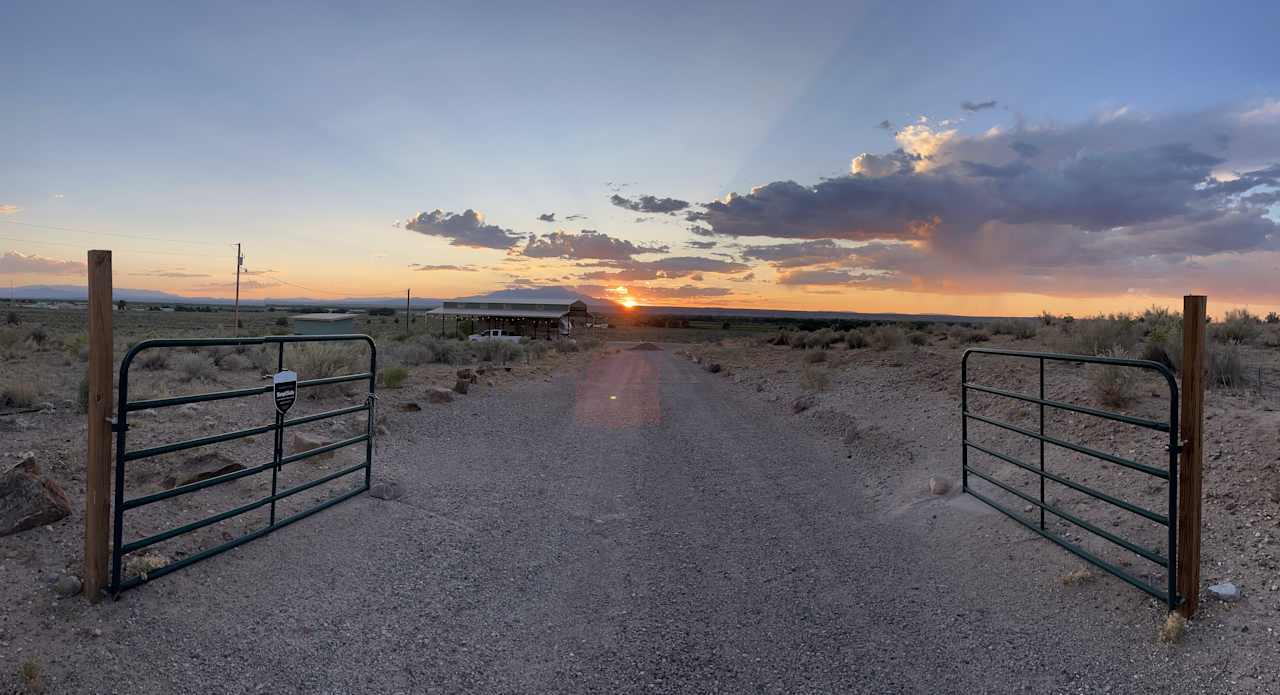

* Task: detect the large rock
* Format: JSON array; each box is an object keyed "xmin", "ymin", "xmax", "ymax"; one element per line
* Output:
[
  {"xmin": 161, "ymin": 451, "xmax": 246, "ymax": 489},
  {"xmin": 290, "ymin": 433, "xmax": 335, "ymax": 462},
  {"xmin": 426, "ymin": 387, "xmax": 454, "ymax": 404},
  {"xmin": 369, "ymin": 481, "xmax": 402, "ymax": 500},
  {"xmin": 792, "ymin": 394, "xmax": 818, "ymax": 414},
  {"xmin": 1, "ymin": 457, "xmax": 72, "ymax": 536},
  {"xmin": 1208, "ymin": 581, "xmax": 1241, "ymax": 602},
  {"xmin": 928, "ymin": 477, "xmax": 951, "ymax": 496}
]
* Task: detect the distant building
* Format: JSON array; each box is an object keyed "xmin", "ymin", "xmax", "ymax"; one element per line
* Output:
[
  {"xmin": 290, "ymin": 313, "xmax": 358, "ymax": 335},
  {"xmin": 426, "ymin": 297, "xmax": 591, "ymax": 339}
]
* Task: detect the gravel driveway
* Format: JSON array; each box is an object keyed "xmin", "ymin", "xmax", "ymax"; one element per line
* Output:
[{"xmin": 25, "ymin": 346, "xmax": 1258, "ymax": 693}]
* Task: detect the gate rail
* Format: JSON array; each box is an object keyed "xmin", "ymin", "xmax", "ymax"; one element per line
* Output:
[
  {"xmin": 111, "ymin": 334, "xmax": 376, "ymax": 594},
  {"xmin": 961, "ymin": 348, "xmax": 1181, "ymax": 608}
]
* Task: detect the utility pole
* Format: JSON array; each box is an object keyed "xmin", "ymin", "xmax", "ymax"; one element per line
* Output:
[
  {"xmin": 405, "ymin": 288, "xmax": 411, "ymax": 338},
  {"xmin": 233, "ymin": 243, "xmax": 243, "ymax": 336}
]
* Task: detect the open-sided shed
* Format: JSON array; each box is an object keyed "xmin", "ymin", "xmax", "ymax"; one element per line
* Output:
[{"xmin": 426, "ymin": 297, "xmax": 590, "ymax": 339}]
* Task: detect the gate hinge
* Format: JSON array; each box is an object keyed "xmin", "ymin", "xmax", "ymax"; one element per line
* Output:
[{"xmin": 109, "ymin": 417, "xmax": 129, "ymax": 433}]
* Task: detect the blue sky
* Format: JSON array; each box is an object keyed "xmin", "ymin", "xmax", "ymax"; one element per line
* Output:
[{"xmin": 3, "ymin": 1, "xmax": 1279, "ymax": 314}]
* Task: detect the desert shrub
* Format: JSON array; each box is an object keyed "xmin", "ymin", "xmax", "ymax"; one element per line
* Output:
[
  {"xmin": 1209, "ymin": 342, "xmax": 1248, "ymax": 388},
  {"xmin": 867, "ymin": 326, "xmax": 903, "ymax": 351},
  {"xmin": 907, "ymin": 332, "xmax": 929, "ymax": 346},
  {"xmin": 219, "ymin": 353, "xmax": 253, "ymax": 371},
  {"xmin": 1058, "ymin": 313, "xmax": 1142, "ymax": 355},
  {"xmin": 1266, "ymin": 311, "xmax": 1279, "ymax": 324},
  {"xmin": 4, "ymin": 310, "xmax": 19, "ymax": 325},
  {"xmin": 1140, "ymin": 341, "xmax": 1176, "ymax": 371},
  {"xmin": 62, "ymin": 333, "xmax": 88, "ymax": 361},
  {"xmin": 524, "ymin": 339, "xmax": 552, "ymax": 360},
  {"xmin": 0, "ymin": 327, "xmax": 20, "ymax": 350},
  {"xmin": 275, "ymin": 316, "xmax": 289, "ymax": 327},
  {"xmin": 26, "ymin": 325, "xmax": 47, "ymax": 345},
  {"xmin": 990, "ymin": 319, "xmax": 1037, "ymax": 339},
  {"xmin": 845, "ymin": 330, "xmax": 868, "ymax": 349},
  {"xmin": 1214, "ymin": 308, "xmax": 1261, "ymax": 344},
  {"xmin": 292, "ymin": 344, "xmax": 357, "ymax": 379},
  {"xmin": 1263, "ymin": 326, "xmax": 1280, "ymax": 349},
  {"xmin": 802, "ymin": 349, "xmax": 827, "ymax": 364},
  {"xmin": 173, "ymin": 353, "xmax": 215, "ymax": 382},
  {"xmin": 949, "ymin": 326, "xmax": 990, "ymax": 344},
  {"xmin": 787, "ymin": 331, "xmax": 810, "ymax": 349},
  {"xmin": 1090, "ymin": 346, "xmax": 1138, "ymax": 408},
  {"xmin": 1, "ymin": 382, "xmax": 39, "ymax": 409},
  {"xmin": 553, "ymin": 338, "xmax": 580, "ymax": 353},
  {"xmin": 429, "ymin": 339, "xmax": 462, "ymax": 364},
  {"xmin": 137, "ymin": 349, "xmax": 170, "ymax": 370},
  {"xmin": 380, "ymin": 366, "xmax": 409, "ymax": 388},
  {"xmin": 799, "ymin": 365, "xmax": 830, "ymax": 392},
  {"xmin": 1039, "ymin": 311, "xmax": 1056, "ymax": 326},
  {"xmin": 766, "ymin": 331, "xmax": 791, "ymax": 346},
  {"xmin": 474, "ymin": 339, "xmax": 524, "ymax": 363},
  {"xmin": 577, "ymin": 336, "xmax": 603, "ymax": 351},
  {"xmin": 804, "ymin": 328, "xmax": 843, "ymax": 350}
]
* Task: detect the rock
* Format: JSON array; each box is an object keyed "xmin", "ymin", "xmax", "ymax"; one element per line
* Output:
[
  {"xmin": 398, "ymin": 402, "xmax": 422, "ymax": 412},
  {"xmin": 171, "ymin": 452, "xmax": 245, "ymax": 487},
  {"xmin": 369, "ymin": 481, "xmax": 402, "ymax": 501},
  {"xmin": 704, "ymin": 362, "xmax": 722, "ymax": 373},
  {"xmin": 290, "ymin": 433, "xmax": 335, "ymax": 462},
  {"xmin": 53, "ymin": 574, "xmax": 82, "ymax": 598},
  {"xmin": 792, "ymin": 394, "xmax": 817, "ymax": 414},
  {"xmin": 0, "ymin": 458, "xmax": 72, "ymax": 536},
  {"xmin": 1208, "ymin": 581, "xmax": 1241, "ymax": 602},
  {"xmin": 453, "ymin": 379, "xmax": 470, "ymax": 395},
  {"xmin": 928, "ymin": 477, "xmax": 951, "ymax": 495},
  {"xmin": 426, "ymin": 387, "xmax": 454, "ymax": 404}
]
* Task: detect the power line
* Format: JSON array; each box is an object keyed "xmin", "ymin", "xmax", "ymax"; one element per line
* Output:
[
  {"xmin": 0, "ymin": 219, "xmax": 226, "ymax": 248},
  {"xmin": 0, "ymin": 234, "xmax": 203, "ymax": 258}
]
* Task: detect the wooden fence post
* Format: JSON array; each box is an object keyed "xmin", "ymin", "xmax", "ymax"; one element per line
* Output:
[
  {"xmin": 84, "ymin": 250, "xmax": 113, "ymax": 601},
  {"xmin": 1177, "ymin": 294, "xmax": 1206, "ymax": 618}
]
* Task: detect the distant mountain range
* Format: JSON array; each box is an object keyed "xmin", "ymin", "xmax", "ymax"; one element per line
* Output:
[{"xmin": 3, "ymin": 283, "xmax": 1012, "ymax": 321}]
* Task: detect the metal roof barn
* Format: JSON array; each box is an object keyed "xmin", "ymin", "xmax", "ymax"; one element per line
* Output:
[
  {"xmin": 426, "ymin": 297, "xmax": 591, "ymax": 339},
  {"xmin": 290, "ymin": 313, "xmax": 358, "ymax": 335}
]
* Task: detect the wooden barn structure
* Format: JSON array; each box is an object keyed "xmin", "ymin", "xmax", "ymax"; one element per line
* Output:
[{"xmin": 426, "ymin": 297, "xmax": 591, "ymax": 339}]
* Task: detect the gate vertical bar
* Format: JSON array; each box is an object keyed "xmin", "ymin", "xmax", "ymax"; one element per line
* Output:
[
  {"xmin": 270, "ymin": 342, "xmax": 284, "ymax": 526},
  {"xmin": 960, "ymin": 354, "xmax": 969, "ymax": 492},
  {"xmin": 85, "ymin": 249, "xmax": 112, "ymax": 601},
  {"xmin": 1177, "ymin": 295, "xmax": 1206, "ymax": 616},
  {"xmin": 1039, "ymin": 357, "xmax": 1045, "ymax": 530},
  {"xmin": 364, "ymin": 341, "xmax": 377, "ymax": 490}
]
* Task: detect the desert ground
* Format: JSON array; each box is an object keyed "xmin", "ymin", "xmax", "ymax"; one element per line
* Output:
[{"xmin": 1, "ymin": 304, "xmax": 1279, "ymax": 692}]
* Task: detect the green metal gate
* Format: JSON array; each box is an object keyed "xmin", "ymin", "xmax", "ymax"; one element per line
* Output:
[
  {"xmin": 110, "ymin": 334, "xmax": 376, "ymax": 594},
  {"xmin": 961, "ymin": 348, "xmax": 1181, "ymax": 608}
]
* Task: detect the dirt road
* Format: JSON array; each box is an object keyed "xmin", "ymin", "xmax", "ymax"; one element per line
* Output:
[{"xmin": 29, "ymin": 346, "xmax": 1257, "ymax": 692}]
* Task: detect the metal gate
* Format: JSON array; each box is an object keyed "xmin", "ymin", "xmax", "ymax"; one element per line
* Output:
[
  {"xmin": 961, "ymin": 348, "xmax": 1181, "ymax": 608},
  {"xmin": 110, "ymin": 334, "xmax": 377, "ymax": 594}
]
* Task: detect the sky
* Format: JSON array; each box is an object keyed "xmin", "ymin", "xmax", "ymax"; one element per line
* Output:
[{"xmin": 3, "ymin": 1, "xmax": 1280, "ymax": 317}]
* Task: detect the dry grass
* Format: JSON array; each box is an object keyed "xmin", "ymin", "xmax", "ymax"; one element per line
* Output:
[
  {"xmin": 802, "ymin": 349, "xmax": 827, "ymax": 364},
  {"xmin": 380, "ymin": 366, "xmax": 409, "ymax": 388},
  {"xmin": 1060, "ymin": 566, "xmax": 1097, "ymax": 585},
  {"xmin": 1, "ymin": 382, "xmax": 39, "ymax": 409},
  {"xmin": 867, "ymin": 326, "xmax": 903, "ymax": 351},
  {"xmin": 173, "ymin": 353, "xmax": 215, "ymax": 382},
  {"xmin": 845, "ymin": 330, "xmax": 869, "ymax": 349},
  {"xmin": 1157, "ymin": 612, "xmax": 1186, "ymax": 644},
  {"xmin": 137, "ymin": 349, "xmax": 171, "ymax": 371},
  {"xmin": 1209, "ymin": 341, "xmax": 1248, "ymax": 388},
  {"xmin": 124, "ymin": 552, "xmax": 170, "ymax": 581},
  {"xmin": 17, "ymin": 657, "xmax": 44, "ymax": 694},
  {"xmin": 217, "ymin": 353, "xmax": 253, "ymax": 371},
  {"xmin": 799, "ymin": 365, "xmax": 830, "ymax": 392}
]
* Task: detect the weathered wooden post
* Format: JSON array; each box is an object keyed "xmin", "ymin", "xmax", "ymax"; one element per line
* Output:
[
  {"xmin": 1177, "ymin": 295, "xmax": 1206, "ymax": 618},
  {"xmin": 84, "ymin": 250, "xmax": 113, "ymax": 601}
]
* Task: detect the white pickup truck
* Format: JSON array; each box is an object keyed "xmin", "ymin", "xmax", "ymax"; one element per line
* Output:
[{"xmin": 467, "ymin": 329, "xmax": 522, "ymax": 343}]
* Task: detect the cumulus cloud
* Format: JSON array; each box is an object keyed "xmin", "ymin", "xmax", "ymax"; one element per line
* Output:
[
  {"xmin": 401, "ymin": 209, "xmax": 523, "ymax": 250},
  {"xmin": 687, "ymin": 100, "xmax": 1280, "ymax": 298},
  {"xmin": 537, "ymin": 213, "xmax": 556, "ymax": 222},
  {"xmin": 610, "ymin": 193, "xmax": 690, "ymax": 214},
  {"xmin": 0, "ymin": 251, "xmax": 85, "ymax": 275},
  {"xmin": 633, "ymin": 285, "xmax": 733, "ymax": 299},
  {"xmin": 684, "ymin": 240, "xmax": 717, "ymax": 249},
  {"xmin": 523, "ymin": 229, "xmax": 669, "ymax": 261},
  {"xmin": 409, "ymin": 264, "xmax": 477, "ymax": 272},
  {"xmin": 961, "ymin": 100, "xmax": 998, "ymax": 112},
  {"xmin": 0, "ymin": 205, "xmax": 20, "ymax": 215}
]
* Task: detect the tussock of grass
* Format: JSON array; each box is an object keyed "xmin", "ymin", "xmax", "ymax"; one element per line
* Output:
[
  {"xmin": 17, "ymin": 656, "xmax": 44, "ymax": 693},
  {"xmin": 1158, "ymin": 612, "xmax": 1186, "ymax": 644},
  {"xmin": 1090, "ymin": 346, "xmax": 1138, "ymax": 408},
  {"xmin": 173, "ymin": 353, "xmax": 215, "ymax": 383},
  {"xmin": 845, "ymin": 330, "xmax": 869, "ymax": 349},
  {"xmin": 1060, "ymin": 567, "xmax": 1096, "ymax": 585},
  {"xmin": 867, "ymin": 326, "xmax": 903, "ymax": 351},
  {"xmin": 1209, "ymin": 341, "xmax": 1248, "ymax": 388},
  {"xmin": 799, "ymin": 365, "xmax": 830, "ymax": 392},
  {"xmin": 907, "ymin": 331, "xmax": 929, "ymax": 346},
  {"xmin": 380, "ymin": 367, "xmax": 409, "ymax": 388},
  {"xmin": 1, "ymin": 382, "xmax": 39, "ymax": 409},
  {"xmin": 1215, "ymin": 308, "xmax": 1261, "ymax": 344},
  {"xmin": 802, "ymin": 350, "xmax": 827, "ymax": 364},
  {"xmin": 125, "ymin": 552, "xmax": 170, "ymax": 581}
]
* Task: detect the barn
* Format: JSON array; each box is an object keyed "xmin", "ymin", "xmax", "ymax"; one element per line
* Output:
[
  {"xmin": 425, "ymin": 297, "xmax": 591, "ymax": 339},
  {"xmin": 290, "ymin": 313, "xmax": 358, "ymax": 335}
]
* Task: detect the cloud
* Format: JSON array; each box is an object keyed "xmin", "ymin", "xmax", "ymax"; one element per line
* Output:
[
  {"xmin": 876, "ymin": 120, "xmax": 894, "ymax": 130},
  {"xmin": 609, "ymin": 193, "xmax": 690, "ymax": 214},
  {"xmin": 961, "ymin": 100, "xmax": 998, "ymax": 112},
  {"xmin": 537, "ymin": 213, "xmax": 556, "ymax": 222},
  {"xmin": 401, "ymin": 209, "xmax": 523, "ymax": 250},
  {"xmin": 0, "ymin": 205, "xmax": 20, "ymax": 215},
  {"xmin": 241, "ymin": 268, "xmax": 278, "ymax": 276},
  {"xmin": 730, "ymin": 272, "xmax": 756, "ymax": 283},
  {"xmin": 634, "ymin": 285, "xmax": 733, "ymax": 299},
  {"xmin": 577, "ymin": 255, "xmax": 749, "ymax": 282},
  {"xmin": 686, "ymin": 100, "xmax": 1280, "ymax": 298},
  {"xmin": 523, "ymin": 229, "xmax": 669, "ymax": 261},
  {"xmin": 0, "ymin": 251, "xmax": 85, "ymax": 275},
  {"xmin": 684, "ymin": 240, "xmax": 717, "ymax": 249},
  {"xmin": 409, "ymin": 264, "xmax": 478, "ymax": 272},
  {"xmin": 564, "ymin": 214, "xmax": 587, "ymax": 221},
  {"xmin": 192, "ymin": 278, "xmax": 282, "ymax": 291},
  {"xmin": 128, "ymin": 270, "xmax": 212, "ymax": 278},
  {"xmin": 740, "ymin": 239, "xmax": 860, "ymax": 268}
]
